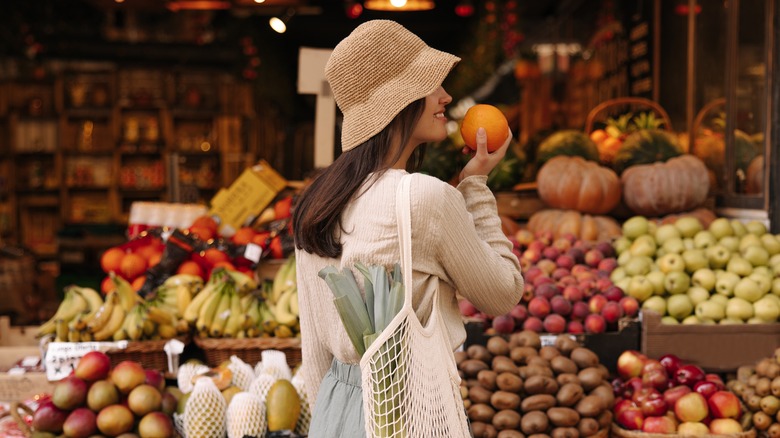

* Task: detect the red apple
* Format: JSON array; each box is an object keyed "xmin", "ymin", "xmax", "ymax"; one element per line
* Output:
[
  {"xmin": 659, "ymin": 354, "xmax": 683, "ymax": 376},
  {"xmin": 677, "ymin": 421, "xmax": 709, "ymax": 436},
  {"xmin": 675, "ymin": 392, "xmax": 709, "ymax": 423},
  {"xmin": 588, "ymin": 295, "xmax": 608, "ymax": 314},
  {"xmin": 619, "ymin": 296, "xmax": 640, "ymax": 317},
  {"xmin": 534, "ymin": 283, "xmax": 560, "ymax": 300},
  {"xmin": 602, "ymin": 285, "xmax": 624, "ymax": 301},
  {"xmin": 537, "ymin": 259, "xmax": 557, "ymax": 276},
  {"xmin": 523, "ymin": 316, "xmax": 544, "ymax": 333},
  {"xmin": 542, "ymin": 246, "xmax": 560, "ymax": 260},
  {"xmin": 692, "ymin": 381, "xmax": 720, "ymax": 400},
  {"xmin": 556, "ymin": 254, "xmax": 575, "ymax": 270},
  {"xmin": 622, "ymin": 377, "xmax": 645, "ymax": 400},
  {"xmin": 707, "ymin": 391, "xmax": 742, "ymax": 419},
  {"xmin": 509, "ymin": 303, "xmax": 528, "ymax": 322},
  {"xmin": 709, "ymin": 418, "xmax": 743, "ymax": 434},
  {"xmin": 584, "ymin": 314, "xmax": 607, "ymax": 334},
  {"xmin": 566, "ymin": 320, "xmax": 584, "ymax": 334},
  {"xmin": 617, "ymin": 350, "xmax": 647, "ymax": 380},
  {"xmin": 145, "ymin": 369, "xmax": 166, "ymax": 392},
  {"xmin": 567, "ymin": 247, "xmax": 585, "ymax": 263},
  {"xmin": 643, "ymin": 369, "xmax": 670, "ymax": 392},
  {"xmin": 598, "ymin": 257, "xmax": 618, "ymax": 273},
  {"xmin": 492, "ymin": 314, "xmax": 515, "ymax": 334},
  {"xmin": 562, "ymin": 285, "xmax": 584, "ymax": 302},
  {"xmin": 528, "ymin": 296, "xmax": 551, "ymax": 318},
  {"xmin": 524, "ymin": 266, "xmax": 544, "ymax": 284},
  {"xmin": 642, "ymin": 415, "xmax": 677, "ymax": 434},
  {"xmin": 551, "ymin": 268, "xmax": 571, "ymax": 281},
  {"xmin": 616, "ymin": 406, "xmax": 645, "ymax": 430},
  {"xmin": 639, "ymin": 393, "xmax": 669, "ymax": 417},
  {"xmin": 705, "ymin": 374, "xmax": 725, "ymax": 386},
  {"xmin": 601, "ymin": 301, "xmax": 624, "ymax": 325},
  {"xmin": 675, "ymin": 364, "xmax": 706, "ymax": 388},
  {"xmin": 533, "ymin": 275, "xmax": 555, "ymax": 288},
  {"xmin": 663, "ymin": 385, "xmax": 692, "ymax": 409},
  {"xmin": 571, "ymin": 301, "xmax": 590, "ymax": 320},
  {"xmin": 543, "ymin": 314, "xmax": 566, "ymax": 334},
  {"xmin": 550, "ymin": 296, "xmax": 572, "ymax": 316},
  {"xmin": 585, "ymin": 249, "xmax": 604, "ymax": 267},
  {"xmin": 458, "ymin": 299, "xmax": 478, "ymax": 317},
  {"xmin": 614, "ymin": 398, "xmax": 636, "ymax": 416}
]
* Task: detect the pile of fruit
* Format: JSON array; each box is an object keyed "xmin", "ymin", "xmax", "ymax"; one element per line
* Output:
[
  {"xmin": 175, "ymin": 352, "xmax": 309, "ymax": 437},
  {"xmin": 23, "ymin": 351, "xmax": 177, "ymax": 438},
  {"xmin": 612, "ymin": 350, "xmax": 749, "ymax": 435},
  {"xmin": 727, "ymin": 348, "xmax": 780, "ymax": 438},
  {"xmin": 611, "ymin": 215, "xmax": 780, "ymax": 324},
  {"xmin": 457, "ymin": 330, "xmax": 616, "ymax": 438},
  {"xmin": 460, "ymin": 230, "xmax": 639, "ymax": 335}
]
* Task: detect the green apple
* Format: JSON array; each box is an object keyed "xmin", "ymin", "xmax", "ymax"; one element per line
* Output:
[
  {"xmin": 753, "ymin": 296, "xmax": 780, "ymax": 322},
  {"xmin": 657, "ymin": 253, "xmax": 686, "ymax": 273},
  {"xmin": 706, "ymin": 245, "xmax": 732, "ymax": 269},
  {"xmin": 739, "ymin": 233, "xmax": 763, "ymax": 252},
  {"xmin": 719, "ymin": 236, "xmax": 740, "ymax": 252},
  {"xmin": 614, "ymin": 236, "xmax": 632, "ymax": 255},
  {"xmin": 629, "ymin": 235, "xmax": 657, "ymax": 257},
  {"xmin": 655, "ymin": 248, "xmax": 667, "ymax": 258},
  {"xmin": 662, "ymin": 237, "xmax": 685, "ymax": 254},
  {"xmin": 687, "ymin": 286, "xmax": 711, "ymax": 306},
  {"xmin": 691, "ymin": 268, "xmax": 717, "ymax": 291},
  {"xmin": 708, "ymin": 217, "xmax": 734, "ymax": 239},
  {"xmin": 664, "ymin": 271, "xmax": 691, "ymax": 295},
  {"xmin": 675, "ymin": 216, "xmax": 704, "ymax": 238},
  {"xmin": 747, "ymin": 317, "xmax": 766, "ymax": 324},
  {"xmin": 693, "ymin": 230, "xmax": 717, "ymax": 249},
  {"xmin": 667, "ymin": 294, "xmax": 694, "ymax": 319},
  {"xmin": 627, "ymin": 275, "xmax": 654, "ymax": 302},
  {"xmin": 760, "ymin": 234, "xmax": 780, "ymax": 255},
  {"xmin": 681, "ymin": 249, "xmax": 708, "ymax": 273},
  {"xmin": 726, "ymin": 297, "xmax": 753, "ymax": 321},
  {"xmin": 623, "ymin": 216, "xmax": 650, "ymax": 239},
  {"xmin": 734, "ymin": 277, "xmax": 763, "ymax": 303},
  {"xmin": 715, "ymin": 271, "xmax": 741, "ymax": 297},
  {"xmin": 748, "ymin": 271, "xmax": 772, "ymax": 295},
  {"xmin": 772, "ymin": 278, "xmax": 780, "ymax": 296},
  {"xmin": 646, "ymin": 271, "xmax": 667, "ymax": 295},
  {"xmin": 742, "ymin": 245, "xmax": 769, "ymax": 267},
  {"xmin": 772, "ymin": 264, "xmax": 780, "ymax": 278},
  {"xmin": 752, "ymin": 265, "xmax": 772, "ymax": 278},
  {"xmin": 745, "ymin": 220, "xmax": 768, "ymax": 236},
  {"xmin": 648, "ymin": 221, "xmax": 658, "ymax": 236},
  {"xmin": 731, "ymin": 219, "xmax": 748, "ymax": 237},
  {"xmin": 710, "ymin": 293, "xmax": 729, "ymax": 307},
  {"xmin": 616, "ymin": 277, "xmax": 631, "ymax": 293},
  {"xmin": 683, "ymin": 237, "xmax": 696, "ymax": 250},
  {"xmin": 695, "ymin": 300, "xmax": 725, "ymax": 321},
  {"xmin": 610, "ymin": 267, "xmax": 627, "ymax": 282},
  {"xmin": 655, "ymin": 224, "xmax": 682, "ymax": 245},
  {"xmin": 770, "ymin": 253, "xmax": 780, "ymax": 266},
  {"xmin": 727, "ymin": 256, "xmax": 753, "ymax": 277},
  {"xmin": 617, "ymin": 251, "xmax": 632, "ymax": 266},
  {"xmin": 681, "ymin": 315, "xmax": 702, "ymax": 324},
  {"xmin": 624, "ymin": 256, "xmax": 653, "ymax": 276},
  {"xmin": 642, "ymin": 295, "xmax": 667, "ymax": 315},
  {"xmin": 661, "ymin": 316, "xmax": 680, "ymax": 324},
  {"xmin": 719, "ymin": 318, "xmax": 745, "ymax": 325}
]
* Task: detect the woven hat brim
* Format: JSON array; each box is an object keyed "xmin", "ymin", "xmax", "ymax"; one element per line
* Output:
[{"xmin": 340, "ymin": 47, "xmax": 460, "ymax": 152}]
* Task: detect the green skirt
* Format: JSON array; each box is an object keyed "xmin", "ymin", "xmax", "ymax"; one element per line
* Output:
[{"xmin": 308, "ymin": 358, "xmax": 365, "ymax": 438}]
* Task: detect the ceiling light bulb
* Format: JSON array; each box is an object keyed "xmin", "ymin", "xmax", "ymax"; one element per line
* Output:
[
  {"xmin": 254, "ymin": 0, "xmax": 265, "ymax": 3},
  {"xmin": 390, "ymin": 0, "xmax": 407, "ymax": 7},
  {"xmin": 269, "ymin": 17, "xmax": 286, "ymax": 33}
]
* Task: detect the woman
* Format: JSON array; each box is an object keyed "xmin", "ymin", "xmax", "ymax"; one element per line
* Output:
[{"xmin": 292, "ymin": 19, "xmax": 524, "ymax": 437}]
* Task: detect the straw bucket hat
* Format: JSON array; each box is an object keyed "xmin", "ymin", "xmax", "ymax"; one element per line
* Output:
[{"xmin": 325, "ymin": 20, "xmax": 460, "ymax": 152}]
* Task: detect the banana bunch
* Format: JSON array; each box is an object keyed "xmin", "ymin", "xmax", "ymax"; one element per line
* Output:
[
  {"xmin": 259, "ymin": 255, "xmax": 299, "ymax": 339},
  {"xmin": 86, "ymin": 274, "xmax": 142, "ymax": 341}
]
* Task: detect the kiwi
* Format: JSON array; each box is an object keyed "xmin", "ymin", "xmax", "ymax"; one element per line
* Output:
[
  {"xmin": 493, "ymin": 356, "xmax": 520, "ymax": 374},
  {"xmin": 525, "ymin": 375, "xmax": 560, "ymax": 395},
  {"xmin": 496, "ymin": 372, "xmax": 524, "ymax": 393},
  {"xmin": 521, "ymin": 411, "xmax": 549, "ymax": 435},
  {"xmin": 491, "ymin": 391, "xmax": 522, "ymax": 411},
  {"xmin": 497, "ymin": 430, "xmax": 525, "ymax": 438},
  {"xmin": 469, "ymin": 385, "xmax": 494, "ymax": 405},
  {"xmin": 556, "ymin": 383, "xmax": 585, "ymax": 407},
  {"xmin": 589, "ymin": 384, "xmax": 615, "ymax": 409},
  {"xmin": 511, "ymin": 331, "xmax": 542, "ymax": 349},
  {"xmin": 577, "ymin": 367, "xmax": 604, "ymax": 392},
  {"xmin": 551, "ymin": 356, "xmax": 579, "ymax": 375},
  {"xmin": 471, "ymin": 421, "xmax": 489, "ymax": 438},
  {"xmin": 520, "ymin": 365, "xmax": 554, "ymax": 379},
  {"xmin": 521, "ymin": 394, "xmax": 557, "ymax": 412},
  {"xmin": 577, "ymin": 418, "xmax": 600, "ymax": 437},
  {"xmin": 539, "ymin": 346, "xmax": 562, "ymax": 361},
  {"xmin": 478, "ymin": 370, "xmax": 499, "ymax": 391},
  {"xmin": 570, "ymin": 348, "xmax": 599, "ymax": 370},
  {"xmin": 551, "ymin": 427, "xmax": 580, "ymax": 438},
  {"xmin": 547, "ymin": 407, "xmax": 580, "ymax": 427},
  {"xmin": 468, "ymin": 403, "xmax": 497, "ymax": 424},
  {"xmin": 511, "ymin": 346, "xmax": 540, "ymax": 365},
  {"xmin": 575, "ymin": 395, "xmax": 606, "ymax": 418},
  {"xmin": 469, "ymin": 345, "xmax": 494, "ymax": 363},
  {"xmin": 493, "ymin": 409, "xmax": 522, "ymax": 431},
  {"xmin": 557, "ymin": 373, "xmax": 581, "ymax": 386},
  {"xmin": 455, "ymin": 351, "xmax": 468, "ymax": 366},
  {"xmin": 488, "ymin": 336, "xmax": 511, "ymax": 357},
  {"xmin": 527, "ymin": 356, "xmax": 552, "ymax": 369},
  {"xmin": 596, "ymin": 410, "xmax": 613, "ymax": 429},
  {"xmin": 554, "ymin": 335, "xmax": 579, "ymax": 356},
  {"xmin": 461, "ymin": 359, "xmax": 490, "ymax": 377}
]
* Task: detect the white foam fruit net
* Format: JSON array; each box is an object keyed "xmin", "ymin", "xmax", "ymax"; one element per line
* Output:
[
  {"xmin": 184, "ymin": 377, "xmax": 227, "ymax": 438},
  {"xmin": 259, "ymin": 349, "xmax": 292, "ymax": 381},
  {"xmin": 173, "ymin": 413, "xmax": 185, "ymax": 437},
  {"xmin": 177, "ymin": 362, "xmax": 210, "ymax": 394},
  {"xmin": 291, "ymin": 371, "xmax": 311, "ymax": 436},
  {"xmin": 228, "ymin": 355, "xmax": 256, "ymax": 391},
  {"xmin": 226, "ymin": 392, "xmax": 266, "ymax": 438},
  {"xmin": 248, "ymin": 374, "xmax": 278, "ymax": 404},
  {"xmin": 360, "ymin": 316, "xmax": 470, "ymax": 438}
]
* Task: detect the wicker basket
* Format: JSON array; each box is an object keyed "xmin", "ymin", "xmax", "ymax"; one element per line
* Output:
[
  {"xmin": 105, "ymin": 336, "xmax": 191, "ymax": 373},
  {"xmin": 585, "ymin": 97, "xmax": 673, "ymax": 134},
  {"xmin": 611, "ymin": 422, "xmax": 756, "ymax": 438},
  {"xmin": 194, "ymin": 336, "xmax": 302, "ymax": 369}
]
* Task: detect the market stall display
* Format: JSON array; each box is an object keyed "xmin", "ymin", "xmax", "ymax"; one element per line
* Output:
[{"xmin": 727, "ymin": 349, "xmax": 780, "ymax": 438}]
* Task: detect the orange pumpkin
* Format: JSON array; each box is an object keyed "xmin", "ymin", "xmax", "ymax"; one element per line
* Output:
[
  {"xmin": 745, "ymin": 155, "xmax": 764, "ymax": 195},
  {"xmin": 536, "ymin": 156, "xmax": 622, "ymax": 215},
  {"xmin": 527, "ymin": 209, "xmax": 622, "ymax": 242},
  {"xmin": 620, "ymin": 155, "xmax": 710, "ymax": 216}
]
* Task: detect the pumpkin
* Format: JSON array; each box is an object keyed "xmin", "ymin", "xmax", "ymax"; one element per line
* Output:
[
  {"xmin": 692, "ymin": 130, "xmax": 763, "ymax": 190},
  {"xmin": 536, "ymin": 130, "xmax": 600, "ymax": 166},
  {"xmin": 620, "ymin": 155, "xmax": 710, "ymax": 216},
  {"xmin": 527, "ymin": 209, "xmax": 622, "ymax": 242},
  {"xmin": 536, "ymin": 156, "xmax": 621, "ymax": 215},
  {"xmin": 612, "ymin": 129, "xmax": 682, "ymax": 174}
]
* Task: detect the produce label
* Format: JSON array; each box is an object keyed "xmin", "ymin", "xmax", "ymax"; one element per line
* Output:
[
  {"xmin": 540, "ymin": 334, "xmax": 575, "ymax": 347},
  {"xmin": 44, "ymin": 341, "xmax": 127, "ymax": 381}
]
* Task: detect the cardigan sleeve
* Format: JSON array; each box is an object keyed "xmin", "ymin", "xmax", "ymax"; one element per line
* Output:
[{"xmin": 419, "ymin": 174, "xmax": 524, "ymax": 316}]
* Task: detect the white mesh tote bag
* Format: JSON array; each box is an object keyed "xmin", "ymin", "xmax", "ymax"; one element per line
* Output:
[{"xmin": 359, "ymin": 174, "xmax": 470, "ymax": 438}]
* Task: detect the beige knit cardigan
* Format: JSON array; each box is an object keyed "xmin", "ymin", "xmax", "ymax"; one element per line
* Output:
[{"xmin": 295, "ymin": 169, "xmax": 525, "ymax": 407}]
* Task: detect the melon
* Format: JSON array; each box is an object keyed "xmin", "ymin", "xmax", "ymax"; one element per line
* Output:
[
  {"xmin": 535, "ymin": 130, "xmax": 599, "ymax": 166},
  {"xmin": 612, "ymin": 129, "xmax": 682, "ymax": 174}
]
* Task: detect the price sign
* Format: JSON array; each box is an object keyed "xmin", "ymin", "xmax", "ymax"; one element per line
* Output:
[
  {"xmin": 243, "ymin": 243, "xmax": 262, "ymax": 263},
  {"xmin": 540, "ymin": 334, "xmax": 576, "ymax": 347},
  {"xmin": 44, "ymin": 341, "xmax": 127, "ymax": 381}
]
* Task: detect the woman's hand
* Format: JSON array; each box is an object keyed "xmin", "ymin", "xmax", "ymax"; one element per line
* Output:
[{"xmin": 459, "ymin": 127, "xmax": 513, "ymax": 183}]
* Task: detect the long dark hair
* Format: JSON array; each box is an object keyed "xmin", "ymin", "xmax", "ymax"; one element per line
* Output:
[{"xmin": 293, "ymin": 99, "xmax": 427, "ymax": 258}]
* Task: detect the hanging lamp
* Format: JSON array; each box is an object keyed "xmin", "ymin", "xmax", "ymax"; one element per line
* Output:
[{"xmin": 363, "ymin": 0, "xmax": 435, "ymax": 12}]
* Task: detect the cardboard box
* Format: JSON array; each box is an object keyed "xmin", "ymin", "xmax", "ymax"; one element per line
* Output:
[
  {"xmin": 641, "ymin": 310, "xmax": 780, "ymax": 373},
  {"xmin": 208, "ymin": 160, "xmax": 287, "ymax": 236},
  {"xmin": 0, "ymin": 317, "xmax": 39, "ymax": 347},
  {"xmin": 0, "ymin": 346, "xmax": 42, "ymax": 371},
  {"xmin": 0, "ymin": 372, "xmax": 54, "ymax": 402}
]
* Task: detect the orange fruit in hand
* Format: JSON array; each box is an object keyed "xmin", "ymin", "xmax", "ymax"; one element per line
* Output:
[
  {"xmin": 460, "ymin": 104, "xmax": 509, "ymax": 152},
  {"xmin": 100, "ymin": 247, "xmax": 126, "ymax": 274}
]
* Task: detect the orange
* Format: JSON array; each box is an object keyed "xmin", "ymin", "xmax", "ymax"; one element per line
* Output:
[
  {"xmin": 100, "ymin": 247, "xmax": 126, "ymax": 274},
  {"xmin": 212, "ymin": 261, "xmax": 236, "ymax": 272},
  {"xmin": 189, "ymin": 226, "xmax": 214, "ymax": 242},
  {"xmin": 131, "ymin": 276, "xmax": 145, "ymax": 292},
  {"xmin": 147, "ymin": 252, "xmax": 163, "ymax": 268},
  {"xmin": 232, "ymin": 227, "xmax": 257, "ymax": 245},
  {"xmin": 203, "ymin": 248, "xmax": 230, "ymax": 266},
  {"xmin": 135, "ymin": 243, "xmax": 162, "ymax": 261},
  {"xmin": 119, "ymin": 253, "xmax": 148, "ymax": 280},
  {"xmin": 190, "ymin": 215, "xmax": 218, "ymax": 235},
  {"xmin": 100, "ymin": 276, "xmax": 114, "ymax": 295},
  {"xmin": 590, "ymin": 129, "xmax": 608, "ymax": 144},
  {"xmin": 177, "ymin": 260, "xmax": 204, "ymax": 278},
  {"xmin": 460, "ymin": 104, "xmax": 509, "ymax": 152}
]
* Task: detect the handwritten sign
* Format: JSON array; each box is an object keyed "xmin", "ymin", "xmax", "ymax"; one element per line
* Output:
[{"xmin": 44, "ymin": 341, "xmax": 127, "ymax": 381}]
